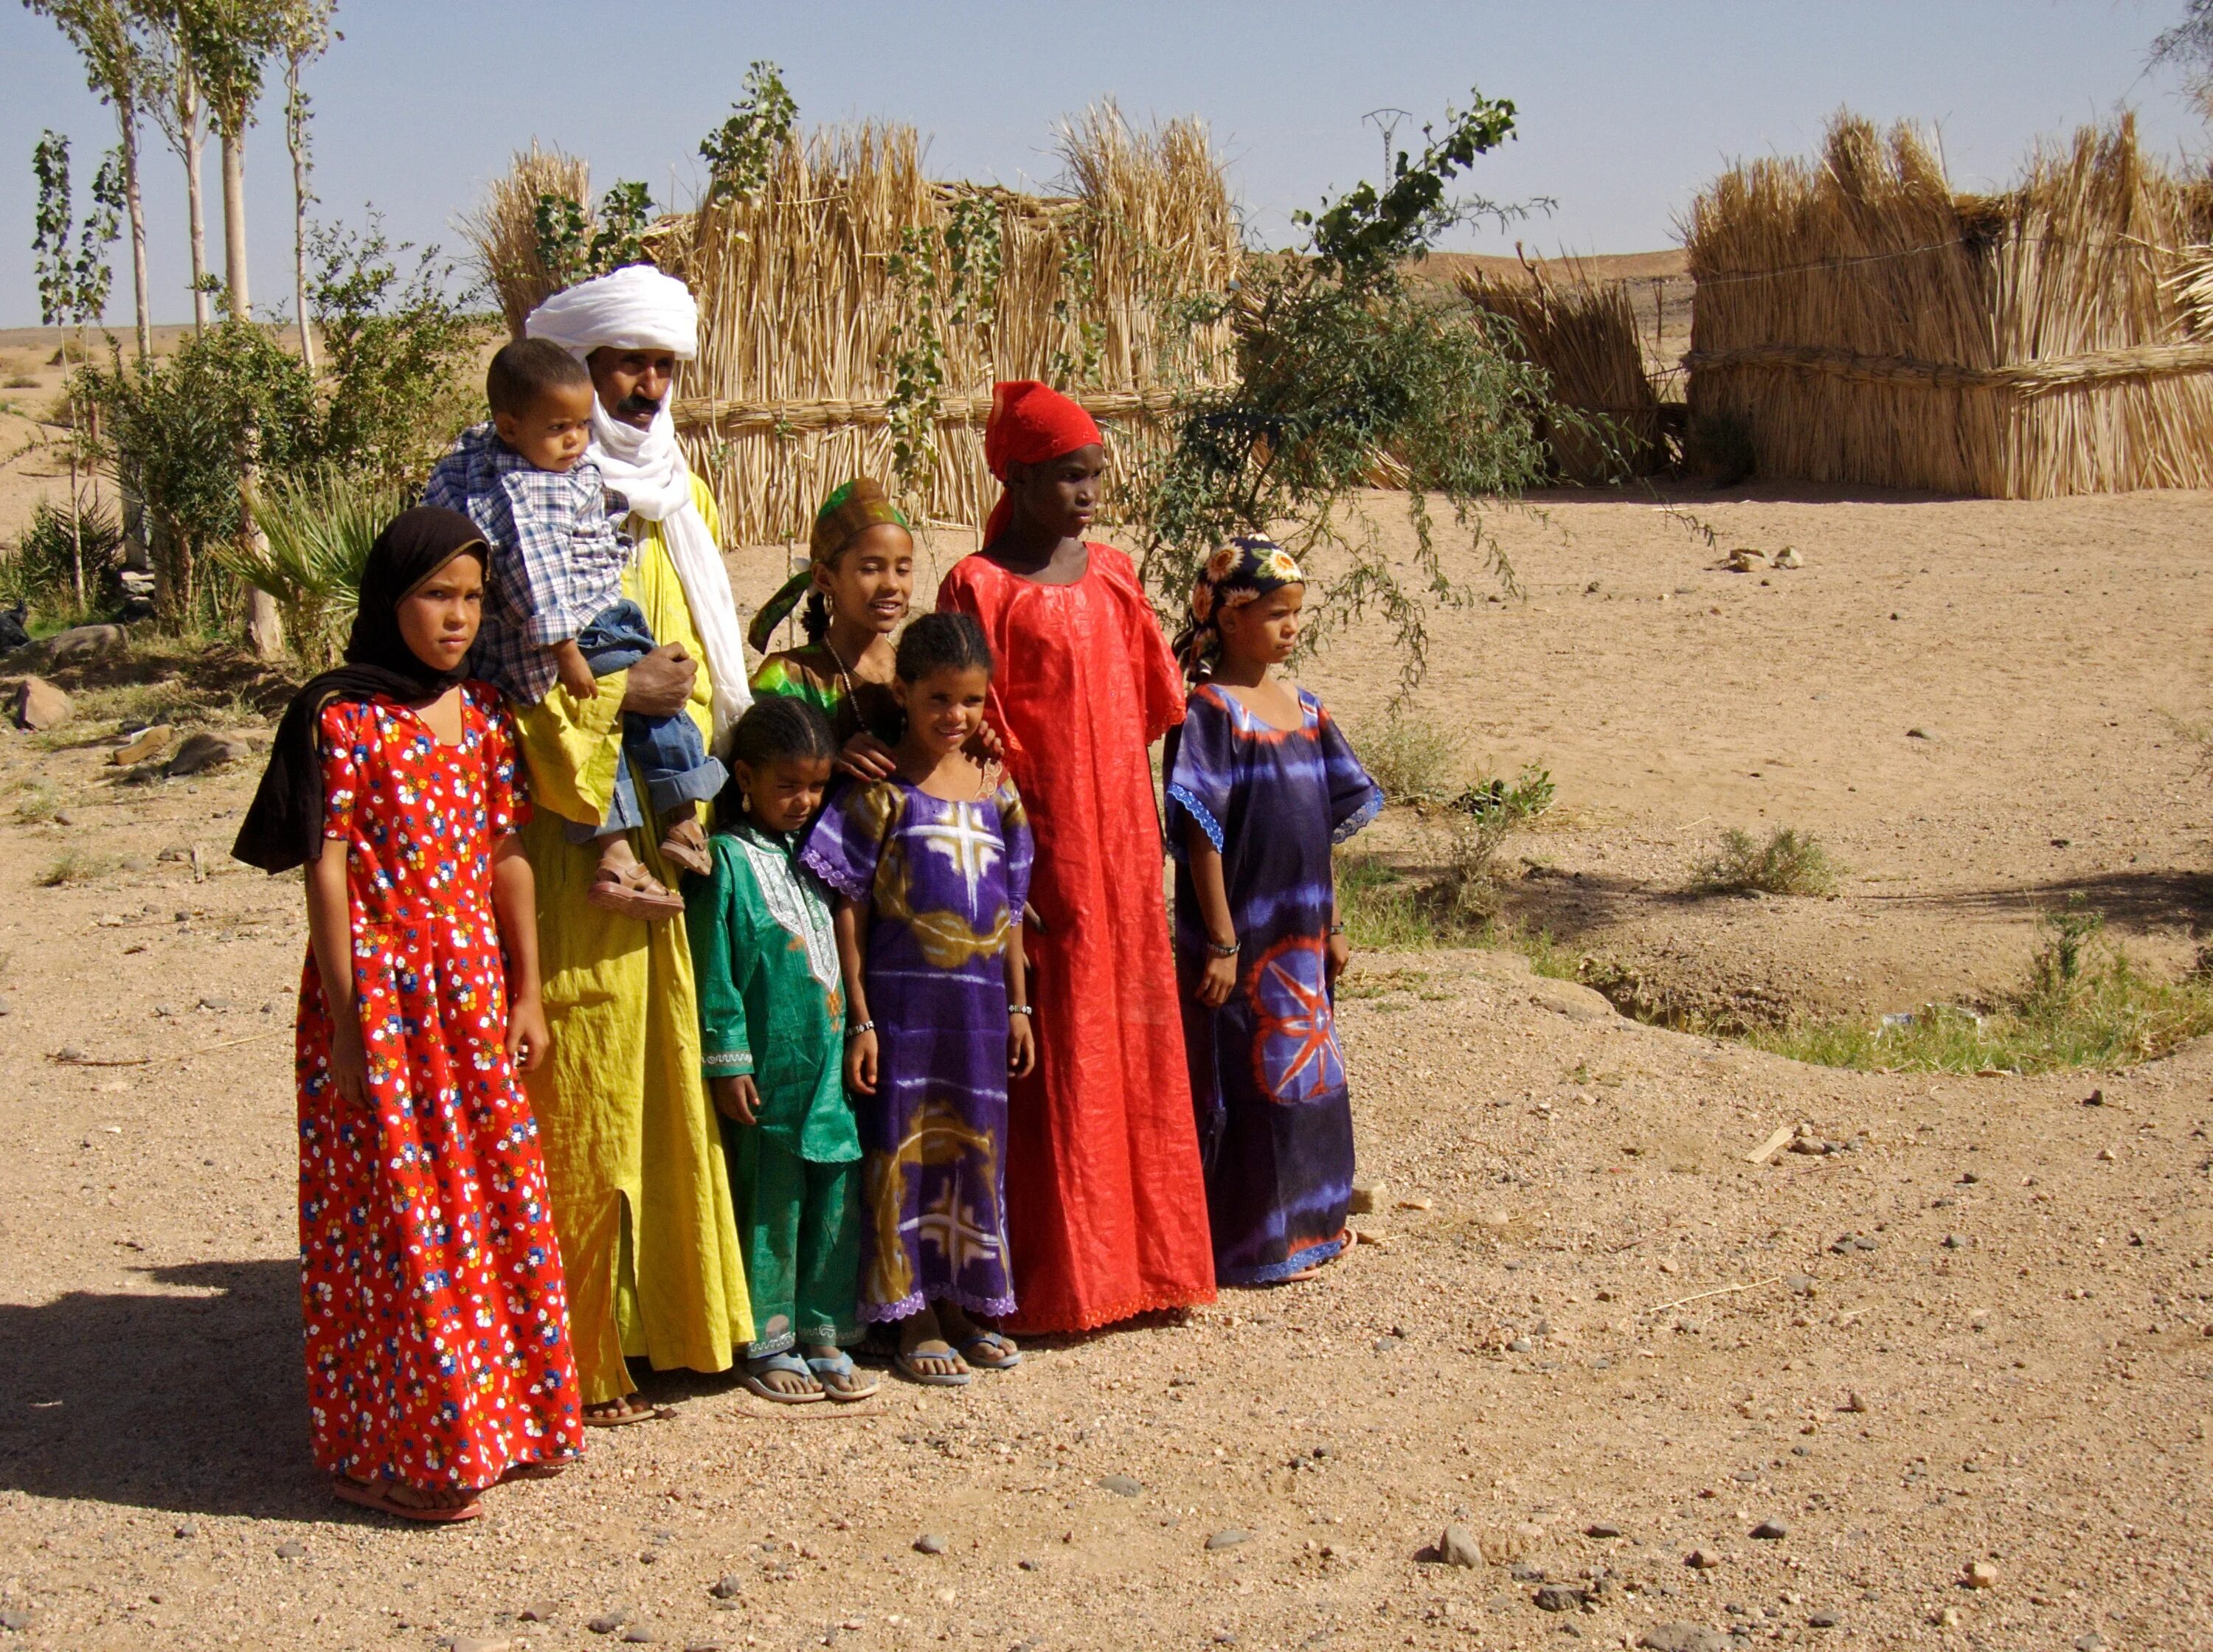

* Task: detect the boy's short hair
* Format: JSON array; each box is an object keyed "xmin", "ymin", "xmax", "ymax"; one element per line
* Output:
[{"xmin": 487, "ymin": 338, "xmax": 592, "ymax": 417}]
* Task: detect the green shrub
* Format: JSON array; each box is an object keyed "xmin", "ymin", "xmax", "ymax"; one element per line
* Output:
[
  {"xmin": 1, "ymin": 493, "xmax": 122, "ymax": 619},
  {"xmin": 224, "ymin": 466, "xmax": 406, "ymax": 667},
  {"xmin": 1750, "ymin": 906, "xmax": 2213, "ymax": 1074},
  {"xmin": 1444, "ymin": 765, "xmax": 1554, "ymax": 915},
  {"xmin": 1695, "ymin": 826, "xmax": 1838, "ymax": 897}
]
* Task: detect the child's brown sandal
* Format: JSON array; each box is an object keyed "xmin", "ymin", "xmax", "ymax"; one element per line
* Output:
[
  {"xmin": 586, "ymin": 860, "xmax": 685, "ymax": 921},
  {"xmin": 658, "ymin": 816, "xmax": 712, "ymax": 878}
]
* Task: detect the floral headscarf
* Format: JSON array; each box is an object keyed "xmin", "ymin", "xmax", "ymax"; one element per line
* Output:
[{"xmin": 1173, "ymin": 534, "xmax": 1308, "ymax": 677}]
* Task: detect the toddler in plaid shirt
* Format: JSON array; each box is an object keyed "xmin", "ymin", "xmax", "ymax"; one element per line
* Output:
[{"xmin": 424, "ymin": 339, "xmax": 725, "ymax": 920}]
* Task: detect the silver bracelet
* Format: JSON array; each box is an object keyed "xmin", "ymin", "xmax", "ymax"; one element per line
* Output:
[
  {"xmin": 1008, "ymin": 1004, "xmax": 1034, "ymax": 1017},
  {"xmin": 1206, "ymin": 937, "xmax": 1239, "ymax": 959},
  {"xmin": 845, "ymin": 1020, "xmax": 876, "ymax": 1040}
]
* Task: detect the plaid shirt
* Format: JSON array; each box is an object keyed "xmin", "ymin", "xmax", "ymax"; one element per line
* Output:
[{"xmin": 423, "ymin": 423, "xmax": 633, "ymax": 705}]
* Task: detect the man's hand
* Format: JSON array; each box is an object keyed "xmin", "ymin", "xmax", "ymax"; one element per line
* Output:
[
  {"xmin": 1008, "ymin": 1011, "xmax": 1036, "ymax": 1078},
  {"xmin": 1196, "ymin": 952, "xmax": 1237, "ymax": 1008},
  {"xmin": 620, "ymin": 641, "xmax": 698, "ymax": 718},
  {"xmin": 712, "ymin": 1075, "xmax": 761, "ymax": 1125},
  {"xmin": 506, "ymin": 990, "xmax": 552, "ymax": 1073},
  {"xmin": 553, "ymin": 640, "xmax": 598, "ymax": 702},
  {"xmin": 845, "ymin": 1028, "xmax": 879, "ymax": 1096},
  {"xmin": 836, "ymin": 732, "xmax": 898, "ymax": 782}
]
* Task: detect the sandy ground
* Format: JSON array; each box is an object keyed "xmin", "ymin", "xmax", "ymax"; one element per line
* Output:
[{"xmin": 1, "ymin": 479, "xmax": 2211, "ymax": 1651}]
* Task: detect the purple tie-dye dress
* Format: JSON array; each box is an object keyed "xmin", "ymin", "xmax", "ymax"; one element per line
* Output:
[
  {"xmin": 802, "ymin": 777, "xmax": 1035, "ymax": 1322},
  {"xmin": 1164, "ymin": 684, "xmax": 1384, "ymax": 1285}
]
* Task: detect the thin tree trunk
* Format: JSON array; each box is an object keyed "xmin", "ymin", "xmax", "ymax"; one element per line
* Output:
[
  {"xmin": 220, "ymin": 117, "xmax": 284, "ymax": 659},
  {"xmin": 68, "ymin": 433, "xmax": 84, "ymax": 611},
  {"xmin": 287, "ymin": 56, "xmax": 315, "ymax": 374},
  {"xmin": 181, "ymin": 69, "xmax": 209, "ymax": 332},
  {"xmin": 221, "ymin": 127, "xmax": 249, "ymax": 319},
  {"xmin": 118, "ymin": 111, "xmax": 149, "ymax": 362}
]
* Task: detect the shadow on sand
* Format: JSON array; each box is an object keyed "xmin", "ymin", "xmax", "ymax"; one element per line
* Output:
[{"xmin": 0, "ymin": 1258, "xmax": 329, "ymax": 1521}]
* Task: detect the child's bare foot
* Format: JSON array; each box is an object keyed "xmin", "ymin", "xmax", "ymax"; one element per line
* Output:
[
  {"xmin": 803, "ymin": 1342, "xmax": 879, "ymax": 1401},
  {"xmin": 658, "ymin": 804, "xmax": 711, "ymax": 877},
  {"xmin": 893, "ymin": 1305, "xmax": 971, "ymax": 1386},
  {"xmin": 330, "ymin": 1475, "xmax": 483, "ymax": 1522},
  {"xmin": 936, "ymin": 1301, "xmax": 1021, "ymax": 1370},
  {"xmin": 743, "ymin": 1350, "xmax": 824, "ymax": 1403},
  {"xmin": 586, "ymin": 836, "xmax": 684, "ymax": 920},
  {"xmin": 581, "ymin": 1392, "xmax": 661, "ymax": 1427}
]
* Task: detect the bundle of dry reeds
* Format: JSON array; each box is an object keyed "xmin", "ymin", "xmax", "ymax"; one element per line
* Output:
[
  {"xmin": 1685, "ymin": 114, "xmax": 2213, "ymax": 497},
  {"xmin": 460, "ymin": 142, "xmax": 593, "ymax": 339},
  {"xmin": 1460, "ymin": 260, "xmax": 1660, "ymax": 482}
]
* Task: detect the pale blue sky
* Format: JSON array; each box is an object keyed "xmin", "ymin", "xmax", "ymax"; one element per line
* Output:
[{"xmin": 1, "ymin": 0, "xmax": 2203, "ymax": 328}]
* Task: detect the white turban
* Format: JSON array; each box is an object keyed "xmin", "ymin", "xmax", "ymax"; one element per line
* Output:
[
  {"xmin": 525, "ymin": 267, "xmax": 749, "ymax": 749},
  {"xmin": 523, "ymin": 264, "xmax": 699, "ymax": 359}
]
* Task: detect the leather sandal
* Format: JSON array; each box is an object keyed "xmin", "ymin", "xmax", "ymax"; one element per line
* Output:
[
  {"xmin": 586, "ymin": 860, "xmax": 685, "ymax": 921},
  {"xmin": 658, "ymin": 815, "xmax": 712, "ymax": 878}
]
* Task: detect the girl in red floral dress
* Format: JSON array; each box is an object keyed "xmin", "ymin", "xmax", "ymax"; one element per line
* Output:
[{"xmin": 237, "ymin": 507, "xmax": 584, "ymax": 1522}]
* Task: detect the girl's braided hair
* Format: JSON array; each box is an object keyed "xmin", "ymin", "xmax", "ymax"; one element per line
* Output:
[
  {"xmin": 893, "ymin": 611, "xmax": 994, "ymax": 683},
  {"xmin": 715, "ymin": 695, "xmax": 837, "ymax": 829}
]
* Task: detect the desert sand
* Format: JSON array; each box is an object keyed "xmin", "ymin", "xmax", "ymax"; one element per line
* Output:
[{"xmin": 1, "ymin": 391, "xmax": 2211, "ymax": 1648}]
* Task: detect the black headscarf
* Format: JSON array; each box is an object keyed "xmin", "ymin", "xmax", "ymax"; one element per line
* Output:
[{"xmin": 232, "ymin": 507, "xmax": 490, "ymax": 873}]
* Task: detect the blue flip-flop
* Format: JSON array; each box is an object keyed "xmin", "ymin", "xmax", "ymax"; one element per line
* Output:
[
  {"xmin": 743, "ymin": 1350, "xmax": 824, "ymax": 1403},
  {"xmin": 894, "ymin": 1340, "xmax": 972, "ymax": 1387},
  {"xmin": 957, "ymin": 1330, "xmax": 1022, "ymax": 1370},
  {"xmin": 806, "ymin": 1349, "xmax": 881, "ymax": 1402}
]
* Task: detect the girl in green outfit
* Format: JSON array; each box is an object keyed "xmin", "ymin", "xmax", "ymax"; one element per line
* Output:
[{"xmin": 686, "ymin": 697, "xmax": 876, "ymax": 1403}]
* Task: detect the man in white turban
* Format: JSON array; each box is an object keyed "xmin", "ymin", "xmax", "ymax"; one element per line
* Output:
[{"xmin": 508, "ymin": 266, "xmax": 754, "ymax": 1421}]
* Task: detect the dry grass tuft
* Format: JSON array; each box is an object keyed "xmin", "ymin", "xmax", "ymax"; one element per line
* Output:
[
  {"xmin": 37, "ymin": 850, "xmax": 117, "ymax": 887},
  {"xmin": 1350, "ymin": 712, "xmax": 1459, "ymax": 803},
  {"xmin": 1694, "ymin": 826, "xmax": 1840, "ymax": 897}
]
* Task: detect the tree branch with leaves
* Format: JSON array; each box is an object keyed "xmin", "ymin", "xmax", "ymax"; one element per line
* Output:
[{"xmin": 1128, "ymin": 88, "xmax": 1570, "ymax": 693}]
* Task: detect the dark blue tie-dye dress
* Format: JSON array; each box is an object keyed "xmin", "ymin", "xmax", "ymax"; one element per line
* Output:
[{"xmin": 1163, "ymin": 684, "xmax": 1385, "ymax": 1285}]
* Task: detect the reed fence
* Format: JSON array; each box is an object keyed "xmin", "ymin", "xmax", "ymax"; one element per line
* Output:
[
  {"xmin": 468, "ymin": 109, "xmax": 1241, "ymax": 545},
  {"xmin": 1684, "ymin": 114, "xmax": 2213, "ymax": 497},
  {"xmin": 1458, "ymin": 260, "xmax": 1665, "ymax": 482}
]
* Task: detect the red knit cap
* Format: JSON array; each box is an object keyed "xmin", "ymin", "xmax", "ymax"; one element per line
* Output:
[{"xmin": 982, "ymin": 381, "xmax": 1102, "ymax": 544}]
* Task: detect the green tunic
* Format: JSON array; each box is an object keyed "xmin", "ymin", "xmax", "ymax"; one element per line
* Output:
[
  {"xmin": 686, "ymin": 825, "xmax": 858, "ymax": 1164},
  {"xmin": 687, "ymin": 822, "xmax": 864, "ymax": 1353}
]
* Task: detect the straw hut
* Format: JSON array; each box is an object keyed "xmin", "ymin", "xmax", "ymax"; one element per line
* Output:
[
  {"xmin": 1459, "ymin": 260, "xmax": 1664, "ymax": 482},
  {"xmin": 1684, "ymin": 114, "xmax": 2213, "ymax": 497},
  {"xmin": 470, "ymin": 109, "xmax": 1241, "ymax": 546}
]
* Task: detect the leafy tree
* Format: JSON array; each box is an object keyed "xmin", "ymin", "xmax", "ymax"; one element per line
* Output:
[
  {"xmin": 699, "ymin": 60, "xmax": 797, "ymax": 207},
  {"xmin": 2153, "ymin": 1, "xmax": 2213, "ymax": 114},
  {"xmin": 534, "ymin": 178, "xmax": 657, "ymax": 288},
  {"xmin": 1129, "ymin": 90, "xmax": 1571, "ymax": 691},
  {"xmin": 308, "ymin": 215, "xmax": 483, "ymax": 487},
  {"xmin": 141, "ymin": 1, "xmax": 214, "ymax": 330},
  {"xmin": 80, "ymin": 214, "xmax": 480, "ymax": 634},
  {"xmin": 31, "ymin": 130, "xmax": 122, "ymax": 607},
  {"xmin": 884, "ymin": 194, "xmax": 1004, "ymax": 507},
  {"xmin": 79, "ymin": 319, "xmax": 316, "ymax": 624},
  {"xmin": 24, "ymin": 0, "xmax": 153, "ymax": 361},
  {"xmin": 274, "ymin": 0, "xmax": 337, "ymax": 369}
]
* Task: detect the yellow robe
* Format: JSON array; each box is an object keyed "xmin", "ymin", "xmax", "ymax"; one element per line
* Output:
[{"xmin": 515, "ymin": 476, "xmax": 752, "ymax": 1403}]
